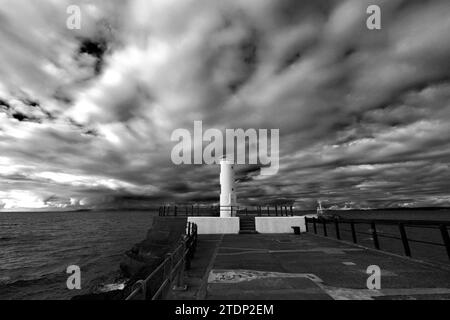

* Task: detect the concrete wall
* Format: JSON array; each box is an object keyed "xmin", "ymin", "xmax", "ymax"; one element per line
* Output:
[
  {"xmin": 187, "ymin": 217, "xmax": 240, "ymax": 234},
  {"xmin": 255, "ymin": 216, "xmax": 306, "ymax": 234}
]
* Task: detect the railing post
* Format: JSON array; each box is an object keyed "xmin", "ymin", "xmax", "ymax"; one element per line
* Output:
[
  {"xmin": 371, "ymin": 222, "xmax": 380, "ymax": 250},
  {"xmin": 131, "ymin": 280, "xmax": 146, "ymax": 300},
  {"xmin": 290, "ymin": 206, "xmax": 293, "ymax": 216},
  {"xmin": 183, "ymin": 238, "xmax": 191, "ymax": 271},
  {"xmin": 334, "ymin": 219, "xmax": 340, "ymax": 240},
  {"xmin": 193, "ymin": 224, "xmax": 198, "ymax": 254},
  {"xmin": 322, "ymin": 219, "xmax": 328, "ymax": 237},
  {"xmin": 398, "ymin": 223, "xmax": 411, "ymax": 257},
  {"xmin": 275, "ymin": 206, "xmax": 278, "ymax": 216},
  {"xmin": 163, "ymin": 206, "xmax": 166, "ymax": 216},
  {"xmin": 305, "ymin": 218, "xmax": 309, "ymax": 232},
  {"xmin": 439, "ymin": 224, "xmax": 450, "ymax": 261},
  {"xmin": 350, "ymin": 222, "xmax": 357, "ymax": 243},
  {"xmin": 313, "ymin": 217, "xmax": 317, "ymax": 234},
  {"xmin": 267, "ymin": 206, "xmax": 270, "ymax": 216},
  {"xmin": 191, "ymin": 224, "xmax": 197, "ymax": 258},
  {"xmin": 161, "ymin": 253, "xmax": 173, "ymax": 298},
  {"xmin": 173, "ymin": 241, "xmax": 187, "ymax": 291}
]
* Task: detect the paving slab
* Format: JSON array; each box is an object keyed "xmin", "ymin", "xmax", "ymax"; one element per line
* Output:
[{"xmin": 200, "ymin": 233, "xmax": 450, "ymax": 300}]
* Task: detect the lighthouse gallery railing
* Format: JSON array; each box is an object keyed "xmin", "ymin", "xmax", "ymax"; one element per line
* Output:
[{"xmin": 158, "ymin": 205, "xmax": 295, "ymax": 217}]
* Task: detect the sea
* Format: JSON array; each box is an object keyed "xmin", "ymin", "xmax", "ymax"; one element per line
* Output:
[
  {"xmin": 0, "ymin": 210, "xmax": 158, "ymax": 300},
  {"xmin": 0, "ymin": 208, "xmax": 449, "ymax": 300}
]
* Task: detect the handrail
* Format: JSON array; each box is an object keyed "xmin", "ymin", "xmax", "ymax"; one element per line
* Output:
[
  {"xmin": 158, "ymin": 205, "xmax": 295, "ymax": 217},
  {"xmin": 125, "ymin": 222, "xmax": 198, "ymax": 300},
  {"xmin": 309, "ymin": 217, "xmax": 450, "ymax": 226},
  {"xmin": 304, "ymin": 217, "xmax": 450, "ymax": 262}
]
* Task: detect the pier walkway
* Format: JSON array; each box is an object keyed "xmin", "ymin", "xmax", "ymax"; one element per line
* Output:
[{"xmin": 171, "ymin": 233, "xmax": 450, "ymax": 300}]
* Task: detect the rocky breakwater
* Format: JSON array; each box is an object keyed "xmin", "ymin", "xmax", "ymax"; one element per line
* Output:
[{"xmin": 72, "ymin": 217, "xmax": 187, "ymax": 300}]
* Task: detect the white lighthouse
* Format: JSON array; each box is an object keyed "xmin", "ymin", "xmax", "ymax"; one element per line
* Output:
[{"xmin": 220, "ymin": 158, "xmax": 237, "ymax": 217}]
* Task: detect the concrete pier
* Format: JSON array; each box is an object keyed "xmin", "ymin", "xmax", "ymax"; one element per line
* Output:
[{"xmin": 171, "ymin": 233, "xmax": 450, "ymax": 300}]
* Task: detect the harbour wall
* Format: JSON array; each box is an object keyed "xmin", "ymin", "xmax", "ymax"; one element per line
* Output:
[
  {"xmin": 255, "ymin": 217, "xmax": 306, "ymax": 233},
  {"xmin": 187, "ymin": 217, "xmax": 240, "ymax": 234},
  {"xmin": 188, "ymin": 216, "xmax": 311, "ymax": 234}
]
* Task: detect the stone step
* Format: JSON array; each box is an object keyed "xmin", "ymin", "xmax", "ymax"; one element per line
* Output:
[
  {"xmin": 239, "ymin": 217, "xmax": 256, "ymax": 233},
  {"xmin": 239, "ymin": 230, "xmax": 258, "ymax": 234}
]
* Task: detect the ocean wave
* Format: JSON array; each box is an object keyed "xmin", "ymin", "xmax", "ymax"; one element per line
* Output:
[
  {"xmin": 0, "ymin": 272, "xmax": 64, "ymax": 288},
  {"xmin": 0, "ymin": 223, "xmax": 19, "ymax": 227},
  {"xmin": 95, "ymin": 282, "xmax": 126, "ymax": 293},
  {"xmin": 0, "ymin": 236, "xmax": 16, "ymax": 241},
  {"xmin": 0, "ymin": 276, "xmax": 12, "ymax": 285}
]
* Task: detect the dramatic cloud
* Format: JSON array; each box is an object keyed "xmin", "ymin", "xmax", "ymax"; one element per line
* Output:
[{"xmin": 1, "ymin": 0, "xmax": 450, "ymax": 210}]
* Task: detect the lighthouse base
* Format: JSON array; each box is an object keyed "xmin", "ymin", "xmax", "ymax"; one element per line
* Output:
[
  {"xmin": 255, "ymin": 217, "xmax": 306, "ymax": 234},
  {"xmin": 187, "ymin": 217, "xmax": 240, "ymax": 234}
]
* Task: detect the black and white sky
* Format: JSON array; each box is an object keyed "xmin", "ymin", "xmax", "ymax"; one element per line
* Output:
[{"xmin": 1, "ymin": 0, "xmax": 450, "ymax": 211}]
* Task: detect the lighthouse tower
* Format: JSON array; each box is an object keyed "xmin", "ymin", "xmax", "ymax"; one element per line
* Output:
[{"xmin": 220, "ymin": 158, "xmax": 237, "ymax": 217}]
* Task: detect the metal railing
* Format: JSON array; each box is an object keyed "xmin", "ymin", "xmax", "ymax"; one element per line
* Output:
[
  {"xmin": 305, "ymin": 217, "xmax": 450, "ymax": 262},
  {"xmin": 125, "ymin": 222, "xmax": 198, "ymax": 300},
  {"xmin": 158, "ymin": 205, "xmax": 295, "ymax": 217}
]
